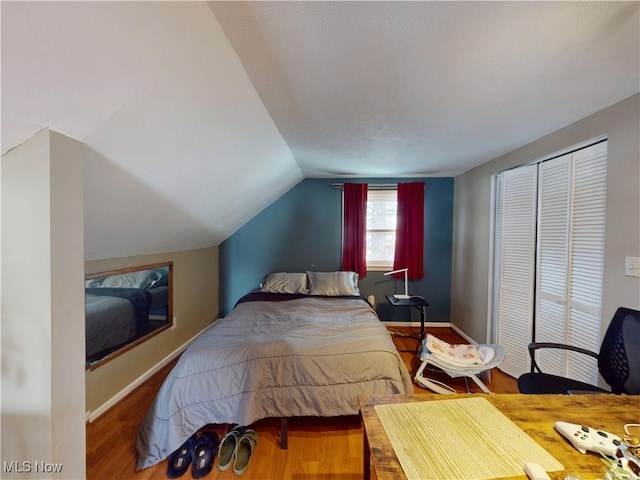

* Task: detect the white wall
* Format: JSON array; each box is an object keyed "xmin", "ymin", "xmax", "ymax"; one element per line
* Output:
[
  {"xmin": 1, "ymin": 129, "xmax": 85, "ymax": 479},
  {"xmin": 452, "ymin": 93, "xmax": 640, "ymax": 344}
]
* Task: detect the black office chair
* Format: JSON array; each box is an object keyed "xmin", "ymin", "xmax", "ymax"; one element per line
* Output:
[{"xmin": 518, "ymin": 307, "xmax": 640, "ymax": 395}]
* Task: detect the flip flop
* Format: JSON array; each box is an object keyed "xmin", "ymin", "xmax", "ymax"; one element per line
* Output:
[
  {"xmin": 191, "ymin": 431, "xmax": 219, "ymax": 479},
  {"xmin": 166, "ymin": 433, "xmax": 196, "ymax": 478},
  {"xmin": 233, "ymin": 429, "xmax": 259, "ymax": 476},
  {"xmin": 217, "ymin": 425, "xmax": 244, "ymax": 472}
]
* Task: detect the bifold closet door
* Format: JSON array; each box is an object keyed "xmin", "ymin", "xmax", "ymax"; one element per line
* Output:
[
  {"xmin": 534, "ymin": 154, "xmax": 572, "ymax": 377},
  {"xmin": 534, "ymin": 142, "xmax": 607, "ymax": 384},
  {"xmin": 494, "ymin": 164, "xmax": 538, "ymax": 378}
]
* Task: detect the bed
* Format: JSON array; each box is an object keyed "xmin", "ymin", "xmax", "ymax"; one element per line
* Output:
[
  {"xmin": 85, "ymin": 269, "xmax": 169, "ymax": 359},
  {"xmin": 135, "ymin": 271, "xmax": 413, "ymax": 471}
]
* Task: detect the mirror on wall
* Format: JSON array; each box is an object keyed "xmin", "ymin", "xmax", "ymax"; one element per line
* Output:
[{"xmin": 85, "ymin": 262, "xmax": 173, "ymax": 368}]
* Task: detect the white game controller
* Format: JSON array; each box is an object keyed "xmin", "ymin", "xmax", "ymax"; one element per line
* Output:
[{"xmin": 554, "ymin": 421, "xmax": 622, "ymax": 457}]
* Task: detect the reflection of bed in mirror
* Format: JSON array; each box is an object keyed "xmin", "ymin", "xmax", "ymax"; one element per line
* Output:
[{"xmin": 85, "ymin": 263, "xmax": 172, "ymax": 366}]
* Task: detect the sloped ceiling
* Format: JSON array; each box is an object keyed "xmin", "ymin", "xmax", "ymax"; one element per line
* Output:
[
  {"xmin": 2, "ymin": 1, "xmax": 639, "ymax": 261},
  {"xmin": 2, "ymin": 1, "xmax": 302, "ymax": 261}
]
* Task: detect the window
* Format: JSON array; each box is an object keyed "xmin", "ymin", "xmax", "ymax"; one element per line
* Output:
[{"xmin": 366, "ymin": 190, "xmax": 397, "ymax": 270}]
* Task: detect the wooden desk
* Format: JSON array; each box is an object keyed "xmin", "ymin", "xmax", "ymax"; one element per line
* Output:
[{"xmin": 359, "ymin": 393, "xmax": 639, "ymax": 480}]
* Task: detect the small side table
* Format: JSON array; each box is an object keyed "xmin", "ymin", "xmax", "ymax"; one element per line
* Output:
[{"xmin": 385, "ymin": 295, "xmax": 429, "ymax": 348}]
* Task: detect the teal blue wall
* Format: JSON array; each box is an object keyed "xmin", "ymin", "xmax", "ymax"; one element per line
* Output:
[{"xmin": 219, "ymin": 177, "xmax": 454, "ymax": 323}]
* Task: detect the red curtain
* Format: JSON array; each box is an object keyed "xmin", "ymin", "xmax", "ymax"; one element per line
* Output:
[
  {"xmin": 393, "ymin": 182, "xmax": 425, "ymax": 280},
  {"xmin": 341, "ymin": 183, "xmax": 368, "ymax": 278}
]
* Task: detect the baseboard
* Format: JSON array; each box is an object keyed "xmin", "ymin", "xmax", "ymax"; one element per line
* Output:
[
  {"xmin": 87, "ymin": 322, "xmax": 213, "ymax": 423},
  {"xmin": 382, "ymin": 321, "xmax": 480, "ymax": 345},
  {"xmin": 381, "ymin": 321, "xmax": 452, "ymax": 328},
  {"xmin": 450, "ymin": 324, "xmax": 478, "ymax": 344}
]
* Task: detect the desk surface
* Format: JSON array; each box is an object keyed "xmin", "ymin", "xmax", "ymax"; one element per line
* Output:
[
  {"xmin": 359, "ymin": 393, "xmax": 639, "ymax": 480},
  {"xmin": 385, "ymin": 295, "xmax": 429, "ymax": 307}
]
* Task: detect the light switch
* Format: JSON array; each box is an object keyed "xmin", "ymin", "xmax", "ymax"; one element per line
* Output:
[{"xmin": 625, "ymin": 256, "xmax": 640, "ymax": 277}]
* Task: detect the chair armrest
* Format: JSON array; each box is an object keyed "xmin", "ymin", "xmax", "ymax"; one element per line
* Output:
[
  {"xmin": 566, "ymin": 390, "xmax": 609, "ymax": 395},
  {"xmin": 527, "ymin": 342, "xmax": 599, "ymax": 373},
  {"xmin": 528, "ymin": 342, "xmax": 599, "ymax": 357}
]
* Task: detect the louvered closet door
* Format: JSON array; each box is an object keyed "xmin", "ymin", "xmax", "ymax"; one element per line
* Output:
[
  {"xmin": 495, "ymin": 164, "xmax": 538, "ymax": 378},
  {"xmin": 535, "ymin": 142, "xmax": 607, "ymax": 383},
  {"xmin": 534, "ymin": 154, "xmax": 572, "ymax": 375}
]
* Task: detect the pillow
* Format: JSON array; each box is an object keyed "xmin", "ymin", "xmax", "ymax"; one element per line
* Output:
[
  {"xmin": 97, "ymin": 269, "xmax": 163, "ymax": 290},
  {"xmin": 151, "ymin": 268, "xmax": 169, "ymax": 287},
  {"xmin": 85, "ymin": 278, "xmax": 104, "ymax": 288},
  {"xmin": 260, "ymin": 272, "xmax": 309, "ymax": 294},
  {"xmin": 306, "ymin": 271, "xmax": 360, "ymax": 296}
]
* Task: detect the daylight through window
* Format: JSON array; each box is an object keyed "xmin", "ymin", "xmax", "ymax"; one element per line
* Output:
[{"xmin": 366, "ymin": 190, "xmax": 397, "ymax": 270}]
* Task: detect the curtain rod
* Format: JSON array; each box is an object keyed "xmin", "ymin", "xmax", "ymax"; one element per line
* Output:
[
  {"xmin": 331, "ymin": 183, "xmax": 398, "ymax": 190},
  {"xmin": 331, "ymin": 183, "xmax": 425, "ymax": 190}
]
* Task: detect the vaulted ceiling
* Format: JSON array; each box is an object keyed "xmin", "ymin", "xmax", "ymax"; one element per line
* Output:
[{"xmin": 2, "ymin": 1, "xmax": 638, "ymax": 261}]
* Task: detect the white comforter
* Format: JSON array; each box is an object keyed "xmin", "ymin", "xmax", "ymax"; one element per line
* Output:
[{"xmin": 136, "ymin": 295, "xmax": 413, "ymax": 470}]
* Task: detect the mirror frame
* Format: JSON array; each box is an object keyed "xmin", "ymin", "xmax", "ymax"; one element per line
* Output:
[{"xmin": 85, "ymin": 261, "xmax": 173, "ymax": 370}]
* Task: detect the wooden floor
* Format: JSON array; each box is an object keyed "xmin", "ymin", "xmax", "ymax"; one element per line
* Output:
[{"xmin": 86, "ymin": 326, "xmax": 518, "ymax": 480}]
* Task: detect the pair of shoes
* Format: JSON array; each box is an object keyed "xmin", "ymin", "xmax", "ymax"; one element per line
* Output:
[
  {"xmin": 217, "ymin": 426, "xmax": 259, "ymax": 475},
  {"xmin": 166, "ymin": 431, "xmax": 220, "ymax": 479}
]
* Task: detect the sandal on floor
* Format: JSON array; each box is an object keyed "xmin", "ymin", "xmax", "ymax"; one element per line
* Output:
[
  {"xmin": 233, "ymin": 429, "xmax": 259, "ymax": 476},
  {"xmin": 191, "ymin": 431, "xmax": 220, "ymax": 479},
  {"xmin": 166, "ymin": 433, "xmax": 196, "ymax": 478},
  {"xmin": 217, "ymin": 425, "xmax": 244, "ymax": 472}
]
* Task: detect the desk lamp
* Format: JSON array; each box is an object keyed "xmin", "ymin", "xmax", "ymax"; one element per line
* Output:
[{"xmin": 384, "ymin": 268, "xmax": 410, "ymax": 300}]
